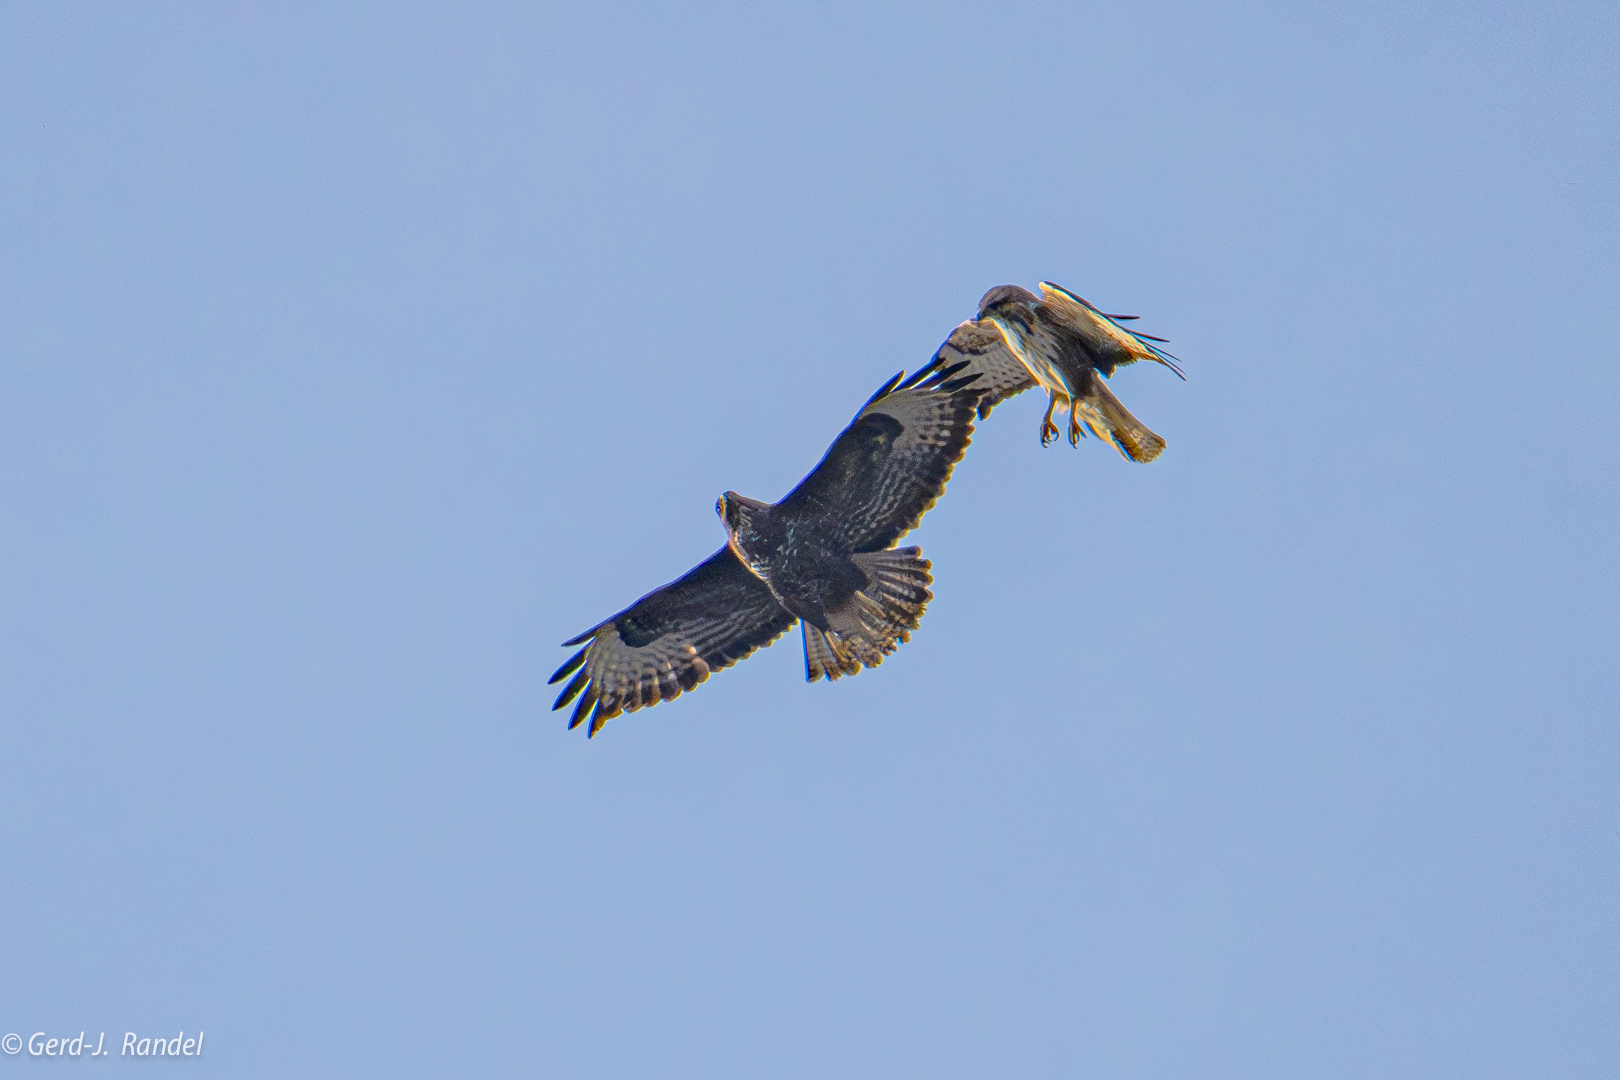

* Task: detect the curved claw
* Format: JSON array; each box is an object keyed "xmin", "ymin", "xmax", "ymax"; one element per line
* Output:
[{"xmin": 1039, "ymin": 395, "xmax": 1060, "ymax": 447}]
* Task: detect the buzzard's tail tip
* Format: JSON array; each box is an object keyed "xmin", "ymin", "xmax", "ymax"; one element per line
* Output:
[
  {"xmin": 1080, "ymin": 375, "xmax": 1167, "ymax": 464},
  {"xmin": 804, "ymin": 548, "xmax": 934, "ymax": 682}
]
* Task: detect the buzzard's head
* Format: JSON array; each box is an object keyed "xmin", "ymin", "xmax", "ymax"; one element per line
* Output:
[
  {"xmin": 716, "ymin": 491, "xmax": 769, "ymax": 536},
  {"xmin": 976, "ymin": 284, "xmax": 1040, "ymax": 319}
]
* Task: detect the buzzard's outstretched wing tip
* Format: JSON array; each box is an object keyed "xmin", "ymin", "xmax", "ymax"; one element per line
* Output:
[
  {"xmin": 561, "ymin": 625, "xmax": 599, "ymax": 648},
  {"xmin": 1153, "ymin": 350, "xmax": 1187, "ymax": 379},
  {"xmin": 554, "ymin": 548, "xmax": 796, "ymax": 736},
  {"xmin": 860, "ymin": 370, "xmax": 907, "ymax": 411},
  {"xmin": 920, "ymin": 359, "xmax": 971, "ymax": 388},
  {"xmin": 896, "ymin": 365, "xmax": 931, "ymax": 391},
  {"xmin": 1040, "ymin": 279, "xmax": 1186, "ymax": 378},
  {"xmin": 549, "ymin": 645, "xmax": 589, "ymax": 684},
  {"xmin": 568, "ymin": 690, "xmax": 598, "ymax": 730},
  {"xmin": 552, "ymin": 666, "xmax": 591, "ymax": 711}
]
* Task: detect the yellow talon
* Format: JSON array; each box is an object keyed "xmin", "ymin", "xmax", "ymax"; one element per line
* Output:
[{"xmin": 1039, "ymin": 396, "xmax": 1060, "ymax": 446}]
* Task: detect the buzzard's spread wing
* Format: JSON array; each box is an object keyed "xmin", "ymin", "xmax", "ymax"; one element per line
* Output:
[
  {"xmin": 923, "ymin": 319, "xmax": 1035, "ymax": 420},
  {"xmin": 550, "ymin": 547, "xmax": 795, "ymax": 736},
  {"xmin": 777, "ymin": 364, "xmax": 982, "ymax": 553},
  {"xmin": 1037, "ymin": 281, "xmax": 1184, "ymax": 378}
]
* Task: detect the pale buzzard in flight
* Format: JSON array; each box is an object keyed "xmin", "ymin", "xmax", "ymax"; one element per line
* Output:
[{"xmin": 922, "ymin": 281, "xmax": 1182, "ymax": 462}]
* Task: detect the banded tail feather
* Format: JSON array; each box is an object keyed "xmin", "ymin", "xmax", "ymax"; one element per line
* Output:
[{"xmin": 804, "ymin": 546, "xmax": 934, "ymax": 682}]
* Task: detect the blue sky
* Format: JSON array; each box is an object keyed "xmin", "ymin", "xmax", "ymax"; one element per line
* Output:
[{"xmin": 3, "ymin": 3, "xmax": 1616, "ymax": 1077}]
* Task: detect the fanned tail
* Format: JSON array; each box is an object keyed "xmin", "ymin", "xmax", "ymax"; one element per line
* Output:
[{"xmin": 803, "ymin": 547, "xmax": 934, "ymax": 682}]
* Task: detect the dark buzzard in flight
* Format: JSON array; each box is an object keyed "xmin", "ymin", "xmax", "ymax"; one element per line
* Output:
[
  {"xmin": 550, "ymin": 364, "xmax": 983, "ymax": 735},
  {"xmin": 922, "ymin": 281, "xmax": 1182, "ymax": 462}
]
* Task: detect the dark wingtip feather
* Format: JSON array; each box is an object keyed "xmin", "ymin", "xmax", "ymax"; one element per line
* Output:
[
  {"xmin": 1154, "ymin": 350, "xmax": 1187, "ymax": 379},
  {"xmin": 918, "ymin": 359, "xmax": 971, "ymax": 389},
  {"xmin": 861, "ymin": 371, "xmax": 907, "ymax": 410},
  {"xmin": 896, "ymin": 363, "xmax": 936, "ymax": 391},
  {"xmin": 561, "ymin": 625, "xmax": 601, "ymax": 648},
  {"xmin": 549, "ymin": 647, "xmax": 588, "ymax": 684},
  {"xmin": 568, "ymin": 691, "xmax": 598, "ymax": 731},
  {"xmin": 908, "ymin": 352, "xmax": 947, "ymax": 384},
  {"xmin": 552, "ymin": 667, "xmax": 590, "ymax": 711}
]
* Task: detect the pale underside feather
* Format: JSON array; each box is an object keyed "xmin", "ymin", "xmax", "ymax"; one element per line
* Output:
[{"xmin": 926, "ymin": 319, "xmax": 1036, "ymax": 420}]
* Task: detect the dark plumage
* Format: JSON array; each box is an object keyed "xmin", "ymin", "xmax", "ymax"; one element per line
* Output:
[
  {"xmin": 920, "ymin": 281, "xmax": 1182, "ymax": 462},
  {"xmin": 550, "ymin": 363, "xmax": 983, "ymax": 736}
]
